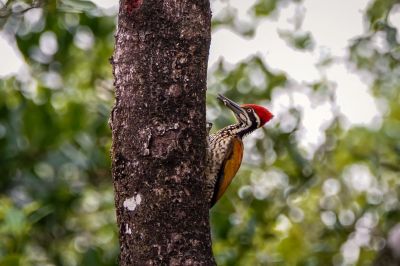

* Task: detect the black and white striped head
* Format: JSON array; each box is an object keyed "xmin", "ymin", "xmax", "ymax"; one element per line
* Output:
[{"xmin": 217, "ymin": 94, "xmax": 273, "ymax": 134}]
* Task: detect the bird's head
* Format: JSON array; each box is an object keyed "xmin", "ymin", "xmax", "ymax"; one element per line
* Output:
[{"xmin": 217, "ymin": 94, "xmax": 273, "ymax": 128}]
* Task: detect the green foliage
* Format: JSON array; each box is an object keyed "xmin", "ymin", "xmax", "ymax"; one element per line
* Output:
[
  {"xmin": 0, "ymin": 2, "xmax": 116, "ymax": 265},
  {"xmin": 279, "ymin": 30, "xmax": 314, "ymax": 51},
  {"xmin": 1, "ymin": 0, "xmax": 400, "ymax": 265},
  {"xmin": 254, "ymin": 0, "xmax": 279, "ymax": 17}
]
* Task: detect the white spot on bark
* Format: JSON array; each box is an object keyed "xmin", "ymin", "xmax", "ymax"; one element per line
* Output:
[
  {"xmin": 136, "ymin": 194, "xmax": 142, "ymax": 204},
  {"xmin": 123, "ymin": 194, "xmax": 142, "ymax": 211},
  {"xmin": 125, "ymin": 224, "xmax": 132, "ymax": 234}
]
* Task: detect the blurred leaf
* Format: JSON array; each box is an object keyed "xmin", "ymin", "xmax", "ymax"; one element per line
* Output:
[
  {"xmin": 278, "ymin": 30, "xmax": 315, "ymax": 50},
  {"xmin": 58, "ymin": 0, "xmax": 97, "ymax": 13},
  {"xmin": 253, "ymin": 0, "xmax": 278, "ymax": 17}
]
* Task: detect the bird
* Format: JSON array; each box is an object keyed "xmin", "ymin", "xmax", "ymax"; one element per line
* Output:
[{"xmin": 206, "ymin": 94, "xmax": 274, "ymax": 208}]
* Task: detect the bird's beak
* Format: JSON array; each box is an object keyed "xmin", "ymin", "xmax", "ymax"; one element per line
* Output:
[{"xmin": 217, "ymin": 94, "xmax": 246, "ymax": 123}]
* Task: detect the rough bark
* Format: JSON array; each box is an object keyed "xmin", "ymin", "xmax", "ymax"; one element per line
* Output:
[{"xmin": 110, "ymin": 0, "xmax": 214, "ymax": 265}]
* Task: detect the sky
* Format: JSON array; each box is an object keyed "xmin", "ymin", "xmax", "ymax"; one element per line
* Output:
[{"xmin": 1, "ymin": 0, "xmax": 400, "ymax": 155}]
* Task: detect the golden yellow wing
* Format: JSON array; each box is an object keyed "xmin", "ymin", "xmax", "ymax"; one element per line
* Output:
[{"xmin": 210, "ymin": 137, "xmax": 244, "ymax": 207}]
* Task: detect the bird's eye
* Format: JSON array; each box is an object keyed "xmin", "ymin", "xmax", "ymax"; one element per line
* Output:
[{"xmin": 247, "ymin": 109, "xmax": 252, "ymax": 113}]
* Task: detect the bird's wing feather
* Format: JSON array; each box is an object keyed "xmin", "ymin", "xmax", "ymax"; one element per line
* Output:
[{"xmin": 210, "ymin": 137, "xmax": 243, "ymax": 207}]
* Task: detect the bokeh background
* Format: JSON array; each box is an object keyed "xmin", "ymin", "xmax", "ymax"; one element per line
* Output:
[{"xmin": 1, "ymin": 0, "xmax": 400, "ymax": 265}]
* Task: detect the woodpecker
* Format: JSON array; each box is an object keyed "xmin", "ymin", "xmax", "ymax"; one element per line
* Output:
[{"xmin": 206, "ymin": 94, "xmax": 274, "ymax": 208}]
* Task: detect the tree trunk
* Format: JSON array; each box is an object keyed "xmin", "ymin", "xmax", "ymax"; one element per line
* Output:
[{"xmin": 110, "ymin": 0, "xmax": 214, "ymax": 265}]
